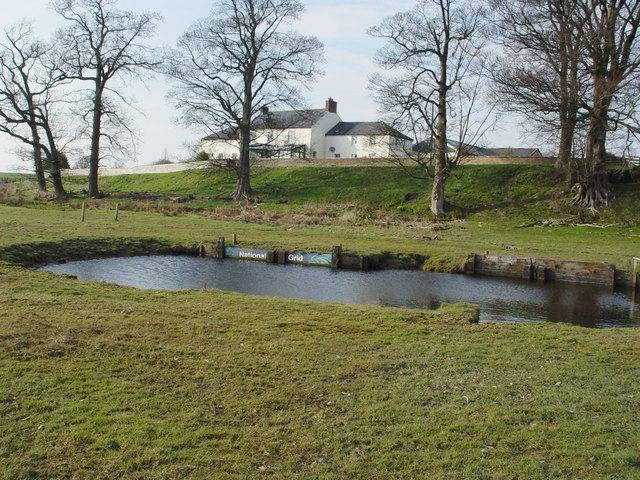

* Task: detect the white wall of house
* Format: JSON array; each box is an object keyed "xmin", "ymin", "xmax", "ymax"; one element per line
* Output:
[
  {"xmin": 309, "ymin": 112, "xmax": 342, "ymax": 158},
  {"xmin": 201, "ymin": 139, "xmax": 240, "ymax": 160},
  {"xmin": 323, "ymin": 135, "xmax": 412, "ymax": 158},
  {"xmin": 200, "ymin": 112, "xmax": 412, "ymax": 160}
]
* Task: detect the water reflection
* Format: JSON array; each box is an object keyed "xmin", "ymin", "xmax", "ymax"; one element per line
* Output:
[{"xmin": 36, "ymin": 256, "xmax": 640, "ymax": 328}]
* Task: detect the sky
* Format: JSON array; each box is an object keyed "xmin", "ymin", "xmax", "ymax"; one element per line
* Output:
[{"xmin": 0, "ymin": 0, "xmax": 531, "ymax": 173}]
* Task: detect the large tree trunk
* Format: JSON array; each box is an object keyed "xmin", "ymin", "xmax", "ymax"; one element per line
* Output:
[
  {"xmin": 431, "ymin": 169, "xmax": 446, "ymax": 215},
  {"xmin": 48, "ymin": 154, "xmax": 67, "ymax": 199},
  {"xmin": 41, "ymin": 124, "xmax": 67, "ymax": 199},
  {"xmin": 88, "ymin": 90, "xmax": 102, "ymax": 198},
  {"xmin": 431, "ymin": 53, "xmax": 448, "ymax": 216},
  {"xmin": 232, "ymin": 126, "xmax": 252, "ymax": 200},
  {"xmin": 572, "ymin": 82, "xmax": 613, "ymax": 211},
  {"xmin": 29, "ymin": 124, "xmax": 47, "ymax": 192}
]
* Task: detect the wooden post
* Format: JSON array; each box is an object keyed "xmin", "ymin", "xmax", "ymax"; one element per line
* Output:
[
  {"xmin": 232, "ymin": 233, "xmax": 237, "ymax": 245},
  {"xmin": 215, "ymin": 237, "xmax": 225, "ymax": 259},
  {"xmin": 331, "ymin": 245, "xmax": 342, "ymax": 269},
  {"xmin": 81, "ymin": 202, "xmax": 85, "ymax": 222},
  {"xmin": 114, "ymin": 204, "xmax": 119, "ymax": 221}
]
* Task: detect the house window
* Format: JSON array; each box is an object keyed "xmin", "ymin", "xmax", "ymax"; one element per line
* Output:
[
  {"xmin": 217, "ymin": 153, "xmax": 224, "ymax": 159},
  {"xmin": 231, "ymin": 153, "xmax": 238, "ymax": 159},
  {"xmin": 288, "ymin": 130, "xmax": 296, "ymax": 143},
  {"xmin": 335, "ymin": 154, "xmax": 341, "ymax": 158},
  {"xmin": 351, "ymin": 154, "xmax": 358, "ymax": 158},
  {"xmin": 368, "ymin": 136, "xmax": 378, "ymax": 145},
  {"xmin": 312, "ymin": 151, "xmax": 317, "ymax": 158},
  {"xmin": 267, "ymin": 131, "xmax": 274, "ymax": 143},
  {"xmin": 351, "ymin": 136, "xmax": 358, "ymax": 145}
]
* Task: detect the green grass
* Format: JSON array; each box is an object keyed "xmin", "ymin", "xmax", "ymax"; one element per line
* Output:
[
  {"xmin": 96, "ymin": 165, "xmax": 572, "ymax": 218},
  {"xmin": 1, "ymin": 265, "xmax": 639, "ymax": 479},
  {"xmin": 1, "ymin": 204, "xmax": 639, "ymax": 272},
  {"xmin": 0, "ymin": 166, "xmax": 639, "ymax": 478}
]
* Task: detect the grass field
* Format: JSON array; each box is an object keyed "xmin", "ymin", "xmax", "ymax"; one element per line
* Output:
[
  {"xmin": 1, "ymin": 265, "xmax": 639, "ymax": 479},
  {"xmin": 0, "ymin": 165, "xmax": 639, "ymax": 479}
]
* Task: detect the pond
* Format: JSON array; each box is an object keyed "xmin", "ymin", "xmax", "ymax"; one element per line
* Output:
[{"xmin": 36, "ymin": 255, "xmax": 640, "ymax": 328}]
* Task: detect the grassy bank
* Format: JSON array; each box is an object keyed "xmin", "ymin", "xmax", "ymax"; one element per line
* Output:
[
  {"xmin": 1, "ymin": 265, "xmax": 639, "ymax": 479},
  {"xmin": 3, "ymin": 165, "xmax": 638, "ymax": 223},
  {"xmin": 1, "ymin": 204, "xmax": 639, "ymax": 272}
]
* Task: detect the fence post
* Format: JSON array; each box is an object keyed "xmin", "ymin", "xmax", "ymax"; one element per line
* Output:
[
  {"xmin": 214, "ymin": 237, "xmax": 226, "ymax": 259},
  {"xmin": 115, "ymin": 204, "xmax": 119, "ymax": 221},
  {"xmin": 331, "ymin": 245, "xmax": 342, "ymax": 269},
  {"xmin": 81, "ymin": 202, "xmax": 85, "ymax": 222}
]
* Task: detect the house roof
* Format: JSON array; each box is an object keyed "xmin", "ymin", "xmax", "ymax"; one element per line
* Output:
[
  {"xmin": 483, "ymin": 147, "xmax": 543, "ymax": 157},
  {"xmin": 446, "ymin": 140, "xmax": 542, "ymax": 157},
  {"xmin": 255, "ymin": 109, "xmax": 329, "ymax": 129},
  {"xmin": 202, "ymin": 109, "xmax": 330, "ymax": 141},
  {"xmin": 325, "ymin": 122, "xmax": 412, "ymax": 141}
]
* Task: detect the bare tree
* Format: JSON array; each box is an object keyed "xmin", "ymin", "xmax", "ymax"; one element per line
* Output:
[
  {"xmin": 51, "ymin": 0, "xmax": 161, "ymax": 198},
  {"xmin": 369, "ymin": 0, "xmax": 488, "ymax": 216},
  {"xmin": 0, "ymin": 24, "xmax": 68, "ymax": 198},
  {"xmin": 491, "ymin": 0, "xmax": 640, "ymax": 209},
  {"xmin": 165, "ymin": 0, "xmax": 324, "ymax": 200},
  {"xmin": 570, "ymin": 0, "xmax": 640, "ymax": 210},
  {"xmin": 490, "ymin": 0, "xmax": 588, "ymax": 184}
]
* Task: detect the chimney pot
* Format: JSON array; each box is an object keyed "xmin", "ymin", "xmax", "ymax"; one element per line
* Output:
[{"xmin": 325, "ymin": 97, "xmax": 337, "ymax": 113}]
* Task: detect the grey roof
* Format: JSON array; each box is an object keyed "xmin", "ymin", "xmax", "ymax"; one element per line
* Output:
[
  {"xmin": 255, "ymin": 109, "xmax": 328, "ymax": 129},
  {"xmin": 202, "ymin": 128, "xmax": 238, "ymax": 141},
  {"xmin": 482, "ymin": 147, "xmax": 543, "ymax": 157},
  {"xmin": 202, "ymin": 109, "xmax": 329, "ymax": 141},
  {"xmin": 325, "ymin": 122, "xmax": 412, "ymax": 141},
  {"xmin": 446, "ymin": 140, "xmax": 542, "ymax": 157}
]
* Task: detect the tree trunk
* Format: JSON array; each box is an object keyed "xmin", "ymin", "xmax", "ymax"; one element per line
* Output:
[
  {"xmin": 30, "ymin": 125, "xmax": 46, "ymax": 192},
  {"xmin": 39, "ymin": 118, "xmax": 67, "ymax": 199},
  {"xmin": 431, "ymin": 51, "xmax": 449, "ymax": 216},
  {"xmin": 232, "ymin": 126, "xmax": 252, "ymax": 200},
  {"xmin": 431, "ymin": 169, "xmax": 446, "ymax": 215},
  {"xmin": 572, "ymin": 80, "xmax": 613, "ymax": 211},
  {"xmin": 88, "ymin": 90, "xmax": 102, "ymax": 198},
  {"xmin": 48, "ymin": 151, "xmax": 67, "ymax": 200}
]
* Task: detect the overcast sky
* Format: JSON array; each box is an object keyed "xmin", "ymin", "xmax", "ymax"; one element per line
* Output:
[{"xmin": 0, "ymin": 0, "xmax": 531, "ymax": 173}]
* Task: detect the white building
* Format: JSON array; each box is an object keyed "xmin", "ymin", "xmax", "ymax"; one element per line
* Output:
[{"xmin": 201, "ymin": 98, "xmax": 413, "ymax": 160}]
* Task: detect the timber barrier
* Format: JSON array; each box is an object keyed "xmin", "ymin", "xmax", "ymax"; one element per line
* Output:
[
  {"xmin": 195, "ymin": 238, "xmax": 639, "ymax": 288},
  {"xmin": 200, "ymin": 238, "xmax": 371, "ymax": 271}
]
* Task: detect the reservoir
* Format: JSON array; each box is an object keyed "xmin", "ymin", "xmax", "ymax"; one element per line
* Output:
[{"xmin": 36, "ymin": 255, "xmax": 640, "ymax": 328}]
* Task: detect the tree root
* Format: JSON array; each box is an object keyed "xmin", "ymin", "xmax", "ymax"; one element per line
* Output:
[{"xmin": 570, "ymin": 173, "xmax": 614, "ymax": 213}]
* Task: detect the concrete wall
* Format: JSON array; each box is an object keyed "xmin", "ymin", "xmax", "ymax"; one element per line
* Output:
[{"xmin": 62, "ymin": 162, "xmax": 207, "ymax": 177}]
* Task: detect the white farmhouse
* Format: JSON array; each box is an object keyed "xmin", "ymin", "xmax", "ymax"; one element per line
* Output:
[{"xmin": 201, "ymin": 98, "xmax": 412, "ymax": 160}]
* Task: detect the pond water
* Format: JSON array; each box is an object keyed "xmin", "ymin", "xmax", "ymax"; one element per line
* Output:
[{"xmin": 36, "ymin": 255, "xmax": 640, "ymax": 328}]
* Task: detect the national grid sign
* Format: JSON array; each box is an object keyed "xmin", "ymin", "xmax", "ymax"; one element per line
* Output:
[{"xmin": 224, "ymin": 247, "xmax": 331, "ymax": 266}]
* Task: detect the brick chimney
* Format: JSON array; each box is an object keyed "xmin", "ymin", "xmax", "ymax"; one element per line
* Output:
[{"xmin": 325, "ymin": 97, "xmax": 337, "ymax": 113}]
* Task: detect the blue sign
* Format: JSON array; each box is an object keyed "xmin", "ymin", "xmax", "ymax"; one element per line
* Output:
[
  {"xmin": 286, "ymin": 252, "xmax": 332, "ymax": 266},
  {"xmin": 225, "ymin": 247, "xmax": 271, "ymax": 262}
]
